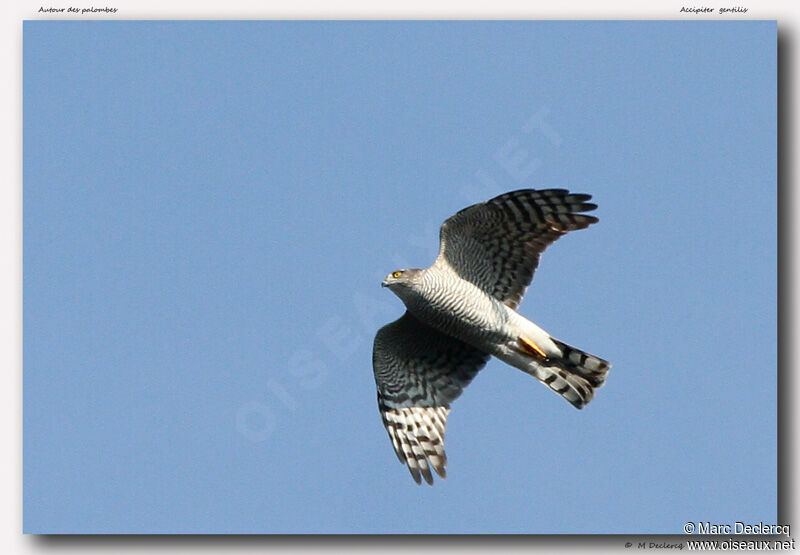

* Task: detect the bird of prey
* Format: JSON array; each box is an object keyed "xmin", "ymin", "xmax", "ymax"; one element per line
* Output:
[{"xmin": 372, "ymin": 188, "xmax": 610, "ymax": 485}]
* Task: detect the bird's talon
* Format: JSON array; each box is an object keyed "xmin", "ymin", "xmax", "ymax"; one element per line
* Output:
[{"xmin": 519, "ymin": 335, "xmax": 548, "ymax": 359}]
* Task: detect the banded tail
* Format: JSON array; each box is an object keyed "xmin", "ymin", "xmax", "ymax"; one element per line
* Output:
[
  {"xmin": 538, "ymin": 339, "xmax": 610, "ymax": 408},
  {"xmin": 513, "ymin": 336, "xmax": 610, "ymax": 409}
]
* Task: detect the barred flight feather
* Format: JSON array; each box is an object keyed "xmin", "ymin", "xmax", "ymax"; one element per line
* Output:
[{"xmin": 381, "ymin": 406, "xmax": 451, "ymax": 485}]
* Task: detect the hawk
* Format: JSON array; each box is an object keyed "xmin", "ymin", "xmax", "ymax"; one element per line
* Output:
[{"xmin": 372, "ymin": 189, "xmax": 610, "ymax": 485}]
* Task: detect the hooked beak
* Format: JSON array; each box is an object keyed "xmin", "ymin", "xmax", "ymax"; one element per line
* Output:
[{"xmin": 381, "ymin": 278, "xmax": 389, "ymax": 287}]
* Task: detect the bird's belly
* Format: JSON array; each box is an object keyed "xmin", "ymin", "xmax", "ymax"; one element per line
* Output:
[{"xmin": 406, "ymin": 281, "xmax": 512, "ymax": 351}]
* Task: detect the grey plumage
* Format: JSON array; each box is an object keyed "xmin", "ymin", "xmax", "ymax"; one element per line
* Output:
[{"xmin": 373, "ymin": 189, "xmax": 610, "ymax": 485}]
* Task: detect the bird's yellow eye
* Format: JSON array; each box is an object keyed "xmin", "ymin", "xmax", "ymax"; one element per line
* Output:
[{"xmin": 392, "ymin": 271, "xmax": 403, "ymax": 278}]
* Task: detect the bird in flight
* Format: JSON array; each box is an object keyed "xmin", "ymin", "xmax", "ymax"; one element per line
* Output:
[{"xmin": 372, "ymin": 188, "xmax": 610, "ymax": 485}]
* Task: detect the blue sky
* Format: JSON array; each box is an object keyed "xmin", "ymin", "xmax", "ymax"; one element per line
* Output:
[{"xmin": 23, "ymin": 21, "xmax": 776, "ymax": 533}]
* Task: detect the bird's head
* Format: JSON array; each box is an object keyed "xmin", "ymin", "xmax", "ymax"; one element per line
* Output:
[{"xmin": 381, "ymin": 269, "xmax": 421, "ymax": 291}]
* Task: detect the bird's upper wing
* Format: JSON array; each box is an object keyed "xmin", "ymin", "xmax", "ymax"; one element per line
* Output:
[
  {"xmin": 372, "ymin": 311, "xmax": 490, "ymax": 485},
  {"xmin": 433, "ymin": 189, "xmax": 599, "ymax": 309}
]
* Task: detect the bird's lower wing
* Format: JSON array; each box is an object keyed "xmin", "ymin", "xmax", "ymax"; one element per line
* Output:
[{"xmin": 372, "ymin": 312, "xmax": 490, "ymax": 484}]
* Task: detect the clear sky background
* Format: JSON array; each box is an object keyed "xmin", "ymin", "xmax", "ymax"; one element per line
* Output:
[{"xmin": 23, "ymin": 21, "xmax": 776, "ymax": 533}]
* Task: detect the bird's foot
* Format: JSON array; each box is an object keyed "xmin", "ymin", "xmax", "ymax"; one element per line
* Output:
[{"xmin": 519, "ymin": 334, "xmax": 548, "ymax": 360}]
